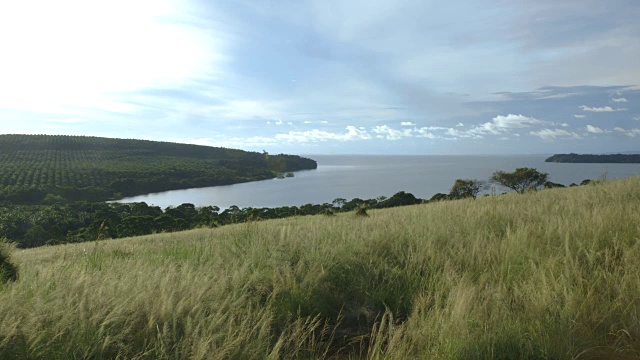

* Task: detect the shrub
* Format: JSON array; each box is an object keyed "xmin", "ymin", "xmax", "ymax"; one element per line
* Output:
[
  {"xmin": 430, "ymin": 193, "xmax": 450, "ymax": 201},
  {"xmin": 544, "ymin": 181, "xmax": 566, "ymax": 189},
  {"xmin": 355, "ymin": 206, "xmax": 369, "ymax": 217},
  {"xmin": 449, "ymin": 179, "xmax": 488, "ymax": 199}
]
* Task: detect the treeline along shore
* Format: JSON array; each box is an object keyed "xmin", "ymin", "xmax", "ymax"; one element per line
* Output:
[
  {"xmin": 1, "ymin": 165, "xmax": 600, "ymax": 248},
  {"xmin": 546, "ymin": 152, "xmax": 640, "ymax": 163}
]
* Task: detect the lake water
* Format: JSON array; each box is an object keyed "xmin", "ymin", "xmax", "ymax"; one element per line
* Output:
[{"xmin": 119, "ymin": 155, "xmax": 640, "ymax": 209}]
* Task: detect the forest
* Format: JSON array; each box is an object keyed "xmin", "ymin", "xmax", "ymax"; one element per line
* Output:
[
  {"xmin": 545, "ymin": 153, "xmax": 640, "ymax": 163},
  {"xmin": 0, "ymin": 134, "xmax": 317, "ymax": 204},
  {"xmin": 0, "ymin": 191, "xmax": 422, "ymax": 248}
]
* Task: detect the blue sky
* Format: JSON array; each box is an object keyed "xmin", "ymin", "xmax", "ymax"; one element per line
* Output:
[{"xmin": 0, "ymin": 0, "xmax": 639, "ymax": 154}]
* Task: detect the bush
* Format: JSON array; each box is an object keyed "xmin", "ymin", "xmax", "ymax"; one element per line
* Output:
[
  {"xmin": 544, "ymin": 181, "xmax": 565, "ymax": 189},
  {"xmin": 375, "ymin": 191, "xmax": 422, "ymax": 208},
  {"xmin": 449, "ymin": 179, "xmax": 488, "ymax": 199},
  {"xmin": 430, "ymin": 193, "xmax": 450, "ymax": 202},
  {"xmin": 0, "ymin": 240, "xmax": 18, "ymax": 284},
  {"xmin": 355, "ymin": 206, "xmax": 369, "ymax": 217}
]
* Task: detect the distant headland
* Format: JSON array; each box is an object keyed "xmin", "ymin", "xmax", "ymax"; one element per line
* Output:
[{"xmin": 545, "ymin": 153, "xmax": 640, "ymax": 163}]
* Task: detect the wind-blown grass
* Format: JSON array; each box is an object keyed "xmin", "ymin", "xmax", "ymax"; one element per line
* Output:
[{"xmin": 1, "ymin": 177, "xmax": 639, "ymax": 359}]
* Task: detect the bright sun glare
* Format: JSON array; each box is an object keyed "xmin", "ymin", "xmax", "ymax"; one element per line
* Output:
[{"xmin": 0, "ymin": 0, "xmax": 212, "ymax": 114}]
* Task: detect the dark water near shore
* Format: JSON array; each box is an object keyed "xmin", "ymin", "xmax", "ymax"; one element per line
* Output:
[{"xmin": 119, "ymin": 155, "xmax": 640, "ymax": 209}]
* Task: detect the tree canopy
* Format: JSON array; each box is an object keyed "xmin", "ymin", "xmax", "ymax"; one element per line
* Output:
[
  {"xmin": 449, "ymin": 179, "xmax": 487, "ymax": 199},
  {"xmin": 491, "ymin": 168, "xmax": 549, "ymax": 194}
]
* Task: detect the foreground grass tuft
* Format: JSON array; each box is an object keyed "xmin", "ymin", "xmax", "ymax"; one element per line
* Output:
[{"xmin": 1, "ymin": 177, "xmax": 640, "ymax": 359}]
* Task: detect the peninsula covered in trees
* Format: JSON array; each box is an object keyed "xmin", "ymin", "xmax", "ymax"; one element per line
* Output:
[
  {"xmin": 545, "ymin": 153, "xmax": 640, "ymax": 163},
  {"xmin": 0, "ymin": 135, "xmax": 317, "ymax": 204}
]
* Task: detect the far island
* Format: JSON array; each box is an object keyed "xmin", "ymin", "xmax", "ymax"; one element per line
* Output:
[{"xmin": 545, "ymin": 153, "xmax": 640, "ymax": 163}]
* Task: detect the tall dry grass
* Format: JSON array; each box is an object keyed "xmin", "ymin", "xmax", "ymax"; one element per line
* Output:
[{"xmin": 0, "ymin": 178, "xmax": 639, "ymax": 359}]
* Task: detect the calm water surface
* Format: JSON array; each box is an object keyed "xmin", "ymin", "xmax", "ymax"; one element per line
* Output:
[{"xmin": 119, "ymin": 155, "xmax": 640, "ymax": 209}]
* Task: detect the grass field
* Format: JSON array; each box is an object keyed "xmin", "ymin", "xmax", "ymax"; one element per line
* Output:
[{"xmin": 1, "ymin": 178, "xmax": 639, "ymax": 359}]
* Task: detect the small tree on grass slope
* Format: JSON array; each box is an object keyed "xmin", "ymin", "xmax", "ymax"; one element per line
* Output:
[
  {"xmin": 449, "ymin": 179, "xmax": 488, "ymax": 199},
  {"xmin": 491, "ymin": 167, "xmax": 548, "ymax": 194}
]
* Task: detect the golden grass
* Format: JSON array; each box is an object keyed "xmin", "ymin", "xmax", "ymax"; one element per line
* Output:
[{"xmin": 1, "ymin": 177, "xmax": 640, "ymax": 359}]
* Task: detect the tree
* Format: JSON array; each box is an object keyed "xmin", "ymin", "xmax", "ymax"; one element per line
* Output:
[
  {"xmin": 449, "ymin": 179, "xmax": 488, "ymax": 199},
  {"xmin": 491, "ymin": 168, "xmax": 549, "ymax": 194},
  {"xmin": 375, "ymin": 191, "xmax": 421, "ymax": 208}
]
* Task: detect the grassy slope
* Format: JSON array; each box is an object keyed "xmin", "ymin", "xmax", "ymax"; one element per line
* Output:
[{"xmin": 1, "ymin": 178, "xmax": 640, "ymax": 359}]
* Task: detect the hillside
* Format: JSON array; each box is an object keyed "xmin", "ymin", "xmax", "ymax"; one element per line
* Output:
[
  {"xmin": 1, "ymin": 177, "xmax": 640, "ymax": 359},
  {"xmin": 546, "ymin": 153, "xmax": 640, "ymax": 163},
  {"xmin": 0, "ymin": 134, "xmax": 317, "ymax": 203}
]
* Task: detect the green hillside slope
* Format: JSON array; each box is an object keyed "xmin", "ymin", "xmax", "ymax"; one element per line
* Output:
[
  {"xmin": 0, "ymin": 134, "xmax": 316, "ymax": 203},
  {"xmin": 1, "ymin": 178, "xmax": 640, "ymax": 359}
]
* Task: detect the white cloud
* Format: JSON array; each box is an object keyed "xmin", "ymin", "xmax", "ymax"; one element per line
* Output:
[
  {"xmin": 626, "ymin": 129, "xmax": 640, "ymax": 137},
  {"xmin": 529, "ymin": 128, "xmax": 581, "ymax": 140},
  {"xmin": 446, "ymin": 128, "xmax": 483, "ymax": 139},
  {"xmin": 579, "ymin": 105, "xmax": 627, "ymax": 112},
  {"xmin": 612, "ymin": 127, "xmax": 640, "ymax": 137},
  {"xmin": 206, "ymin": 100, "xmax": 284, "ymax": 121},
  {"xmin": 303, "ymin": 121, "xmax": 312, "ymax": 124},
  {"xmin": 275, "ymin": 120, "xmax": 283, "ymax": 125},
  {"xmin": 573, "ymin": 114, "xmax": 586, "ymax": 119},
  {"xmin": 40, "ymin": 118, "xmax": 87, "ymax": 123},
  {"xmin": 187, "ymin": 136, "xmax": 277, "ymax": 148},
  {"xmin": 560, "ymin": 123, "xmax": 569, "ymax": 127},
  {"xmin": 633, "ymin": 116, "xmax": 640, "ymax": 121},
  {"xmin": 586, "ymin": 125, "xmax": 604, "ymax": 134},
  {"xmin": 0, "ymin": 0, "xmax": 226, "ymax": 113},
  {"xmin": 474, "ymin": 114, "xmax": 542, "ymax": 135},
  {"xmin": 320, "ymin": 121, "xmax": 329, "ymax": 124},
  {"xmin": 401, "ymin": 121, "xmax": 416, "ymax": 126},
  {"xmin": 185, "ymin": 126, "xmax": 375, "ymax": 148},
  {"xmin": 414, "ymin": 127, "xmax": 442, "ymax": 139},
  {"xmin": 372, "ymin": 125, "xmax": 414, "ymax": 140},
  {"xmin": 456, "ymin": 122, "xmax": 464, "ymax": 127},
  {"xmin": 275, "ymin": 126, "xmax": 372, "ymax": 142},
  {"xmin": 287, "ymin": 122, "xmax": 293, "ymax": 125},
  {"xmin": 612, "ymin": 97, "xmax": 628, "ymax": 103}
]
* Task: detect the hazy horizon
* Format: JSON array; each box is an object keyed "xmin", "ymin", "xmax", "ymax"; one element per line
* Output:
[{"xmin": 1, "ymin": 1, "xmax": 639, "ymax": 155}]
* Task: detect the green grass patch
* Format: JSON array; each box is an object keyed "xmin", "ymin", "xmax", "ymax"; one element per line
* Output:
[{"xmin": 1, "ymin": 178, "xmax": 640, "ymax": 358}]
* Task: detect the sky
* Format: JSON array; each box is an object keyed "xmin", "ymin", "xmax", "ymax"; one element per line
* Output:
[{"xmin": 0, "ymin": 0, "xmax": 639, "ymax": 155}]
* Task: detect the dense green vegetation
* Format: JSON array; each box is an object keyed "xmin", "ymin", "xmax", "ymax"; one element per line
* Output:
[
  {"xmin": 0, "ymin": 134, "xmax": 316, "ymax": 204},
  {"xmin": 0, "ymin": 191, "xmax": 422, "ymax": 248},
  {"xmin": 1, "ymin": 177, "xmax": 639, "ymax": 358},
  {"xmin": 0, "ymin": 156, "xmax": 593, "ymax": 250},
  {"xmin": 546, "ymin": 153, "xmax": 640, "ymax": 163}
]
